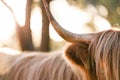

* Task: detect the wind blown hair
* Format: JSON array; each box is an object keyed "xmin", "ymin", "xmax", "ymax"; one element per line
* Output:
[
  {"xmin": 89, "ymin": 29, "xmax": 120, "ymax": 80},
  {"xmin": 3, "ymin": 51, "xmax": 80, "ymax": 80}
]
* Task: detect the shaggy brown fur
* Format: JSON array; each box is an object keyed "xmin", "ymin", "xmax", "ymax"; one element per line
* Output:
[
  {"xmin": 0, "ymin": 48, "xmax": 21, "ymax": 75},
  {"xmin": 65, "ymin": 43, "xmax": 91, "ymax": 80},
  {"xmin": 1, "ymin": 29, "xmax": 120, "ymax": 80},
  {"xmin": 89, "ymin": 29, "xmax": 120, "ymax": 80},
  {"xmin": 1, "ymin": 51, "xmax": 81, "ymax": 80},
  {"xmin": 0, "ymin": 43, "xmax": 90, "ymax": 80}
]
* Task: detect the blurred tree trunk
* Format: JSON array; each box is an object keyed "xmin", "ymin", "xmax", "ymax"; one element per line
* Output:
[
  {"xmin": 39, "ymin": 0, "xmax": 51, "ymax": 51},
  {"xmin": 1, "ymin": 0, "xmax": 34, "ymax": 51},
  {"xmin": 16, "ymin": 0, "xmax": 34, "ymax": 51}
]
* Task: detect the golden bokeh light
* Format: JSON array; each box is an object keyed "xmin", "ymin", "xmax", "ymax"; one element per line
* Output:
[
  {"xmin": 0, "ymin": 0, "xmax": 111, "ymax": 43},
  {"xmin": 0, "ymin": 1, "xmax": 15, "ymax": 41}
]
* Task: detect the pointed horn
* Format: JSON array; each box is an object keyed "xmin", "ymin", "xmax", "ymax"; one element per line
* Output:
[{"xmin": 42, "ymin": 0, "xmax": 96, "ymax": 44}]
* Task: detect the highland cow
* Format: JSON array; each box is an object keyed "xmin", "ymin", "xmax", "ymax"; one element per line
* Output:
[{"xmin": 1, "ymin": 0, "xmax": 120, "ymax": 80}]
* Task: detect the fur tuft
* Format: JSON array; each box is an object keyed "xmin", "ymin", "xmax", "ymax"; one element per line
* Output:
[{"xmin": 90, "ymin": 30, "xmax": 120, "ymax": 80}]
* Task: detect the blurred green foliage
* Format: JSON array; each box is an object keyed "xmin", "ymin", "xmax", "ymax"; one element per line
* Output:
[
  {"xmin": 97, "ymin": 0, "xmax": 120, "ymax": 25},
  {"xmin": 67, "ymin": 0, "xmax": 120, "ymax": 25}
]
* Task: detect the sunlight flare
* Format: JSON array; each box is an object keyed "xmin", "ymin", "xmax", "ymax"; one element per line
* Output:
[
  {"xmin": 0, "ymin": 2, "xmax": 15, "ymax": 41},
  {"xmin": 4, "ymin": 0, "xmax": 26, "ymax": 26}
]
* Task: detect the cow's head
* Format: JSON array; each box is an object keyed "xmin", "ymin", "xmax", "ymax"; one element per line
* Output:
[
  {"xmin": 42, "ymin": 0, "xmax": 120, "ymax": 80},
  {"xmin": 89, "ymin": 29, "xmax": 120, "ymax": 80}
]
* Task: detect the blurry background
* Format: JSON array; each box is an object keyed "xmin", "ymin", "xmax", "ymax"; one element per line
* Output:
[{"xmin": 0, "ymin": 0, "xmax": 119, "ymax": 52}]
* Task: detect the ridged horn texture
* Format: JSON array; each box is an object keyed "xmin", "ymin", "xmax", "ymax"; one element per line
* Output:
[{"xmin": 42, "ymin": 0, "xmax": 96, "ymax": 44}]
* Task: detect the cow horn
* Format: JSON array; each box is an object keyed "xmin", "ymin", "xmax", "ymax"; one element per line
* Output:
[{"xmin": 42, "ymin": 0, "xmax": 96, "ymax": 44}]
